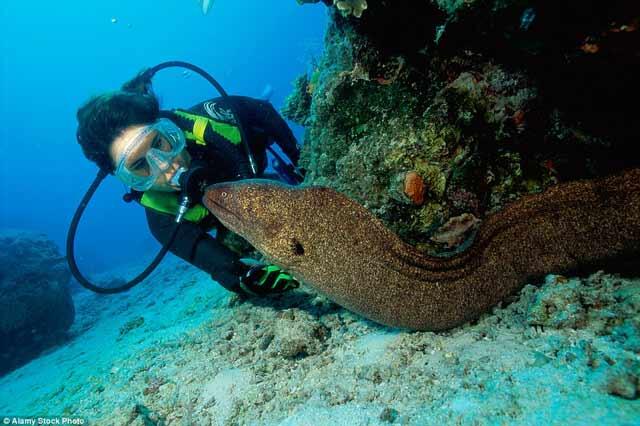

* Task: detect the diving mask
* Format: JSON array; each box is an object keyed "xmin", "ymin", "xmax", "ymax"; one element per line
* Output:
[{"xmin": 115, "ymin": 118, "xmax": 186, "ymax": 191}]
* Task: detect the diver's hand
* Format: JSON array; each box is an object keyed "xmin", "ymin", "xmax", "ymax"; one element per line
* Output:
[{"xmin": 239, "ymin": 263, "xmax": 300, "ymax": 296}]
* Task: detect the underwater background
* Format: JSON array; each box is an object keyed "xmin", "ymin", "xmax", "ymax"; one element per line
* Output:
[
  {"xmin": 1, "ymin": 1, "xmax": 640, "ymax": 425},
  {"xmin": 0, "ymin": 0, "xmax": 326, "ymax": 274}
]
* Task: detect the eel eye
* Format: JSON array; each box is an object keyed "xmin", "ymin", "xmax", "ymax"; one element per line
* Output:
[{"xmin": 291, "ymin": 239, "xmax": 305, "ymax": 256}]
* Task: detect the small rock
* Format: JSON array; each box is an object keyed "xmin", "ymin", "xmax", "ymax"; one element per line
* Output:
[
  {"xmin": 606, "ymin": 373, "xmax": 638, "ymax": 400},
  {"xmin": 269, "ymin": 311, "xmax": 325, "ymax": 358},
  {"xmin": 258, "ymin": 333, "xmax": 274, "ymax": 350},
  {"xmin": 119, "ymin": 317, "xmax": 145, "ymax": 337},
  {"xmin": 528, "ymin": 351, "xmax": 551, "ymax": 367},
  {"xmin": 380, "ymin": 407, "xmax": 399, "ymax": 423}
]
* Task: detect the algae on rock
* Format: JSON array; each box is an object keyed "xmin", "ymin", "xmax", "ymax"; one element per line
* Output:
[{"xmin": 287, "ymin": 0, "xmax": 640, "ymax": 253}]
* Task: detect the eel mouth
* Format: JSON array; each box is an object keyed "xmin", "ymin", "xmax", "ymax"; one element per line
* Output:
[{"xmin": 203, "ymin": 192, "xmax": 243, "ymax": 233}]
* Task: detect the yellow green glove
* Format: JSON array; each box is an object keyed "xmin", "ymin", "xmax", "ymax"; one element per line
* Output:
[{"xmin": 239, "ymin": 263, "xmax": 300, "ymax": 296}]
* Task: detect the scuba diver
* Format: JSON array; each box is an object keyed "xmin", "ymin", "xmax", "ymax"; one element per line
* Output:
[{"xmin": 74, "ymin": 67, "xmax": 303, "ymax": 297}]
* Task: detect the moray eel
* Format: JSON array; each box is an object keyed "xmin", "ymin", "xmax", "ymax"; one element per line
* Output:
[{"xmin": 203, "ymin": 169, "xmax": 640, "ymax": 331}]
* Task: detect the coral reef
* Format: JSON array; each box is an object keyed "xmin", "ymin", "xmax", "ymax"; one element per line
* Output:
[
  {"xmin": 0, "ymin": 229, "xmax": 74, "ymax": 376},
  {"xmin": 287, "ymin": 0, "xmax": 640, "ymax": 254}
]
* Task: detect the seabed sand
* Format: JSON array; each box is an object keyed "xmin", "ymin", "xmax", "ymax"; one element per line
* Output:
[{"xmin": 0, "ymin": 257, "xmax": 638, "ymax": 425}]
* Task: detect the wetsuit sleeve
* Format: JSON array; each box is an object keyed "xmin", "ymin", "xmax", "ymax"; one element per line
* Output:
[
  {"xmin": 145, "ymin": 208, "xmax": 246, "ymax": 294},
  {"xmin": 231, "ymin": 97, "xmax": 300, "ymax": 165}
]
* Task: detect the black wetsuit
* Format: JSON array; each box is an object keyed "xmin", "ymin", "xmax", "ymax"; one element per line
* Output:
[{"xmin": 145, "ymin": 96, "xmax": 299, "ymax": 293}]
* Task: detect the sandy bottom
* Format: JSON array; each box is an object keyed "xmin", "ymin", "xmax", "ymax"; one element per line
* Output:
[{"xmin": 0, "ymin": 256, "xmax": 638, "ymax": 425}]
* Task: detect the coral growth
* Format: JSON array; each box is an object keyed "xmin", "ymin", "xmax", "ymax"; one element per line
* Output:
[
  {"xmin": 430, "ymin": 213, "xmax": 480, "ymax": 248},
  {"xmin": 334, "ymin": 0, "xmax": 368, "ymax": 18},
  {"xmin": 402, "ymin": 171, "xmax": 426, "ymax": 205},
  {"xmin": 282, "ymin": 74, "xmax": 313, "ymax": 125},
  {"xmin": 288, "ymin": 0, "xmax": 640, "ymax": 253},
  {"xmin": 296, "ymin": 0, "xmax": 368, "ymax": 18}
]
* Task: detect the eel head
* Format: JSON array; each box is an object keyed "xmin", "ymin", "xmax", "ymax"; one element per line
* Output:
[{"xmin": 203, "ymin": 179, "xmax": 316, "ymax": 272}]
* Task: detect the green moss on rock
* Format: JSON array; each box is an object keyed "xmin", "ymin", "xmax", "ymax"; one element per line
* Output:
[
  {"xmin": 282, "ymin": 74, "xmax": 313, "ymax": 125},
  {"xmin": 290, "ymin": 0, "xmax": 640, "ymax": 253}
]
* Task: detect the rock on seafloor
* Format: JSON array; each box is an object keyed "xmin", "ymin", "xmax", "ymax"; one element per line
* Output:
[{"xmin": 0, "ymin": 229, "xmax": 74, "ymax": 376}]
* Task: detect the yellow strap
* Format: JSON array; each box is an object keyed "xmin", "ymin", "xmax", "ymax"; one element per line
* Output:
[
  {"xmin": 174, "ymin": 109, "xmax": 241, "ymax": 145},
  {"xmin": 183, "ymin": 130, "xmax": 205, "ymax": 146},
  {"xmin": 193, "ymin": 117, "xmax": 208, "ymax": 142}
]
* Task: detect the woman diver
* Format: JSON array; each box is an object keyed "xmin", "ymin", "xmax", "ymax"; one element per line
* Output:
[{"xmin": 73, "ymin": 67, "xmax": 302, "ymax": 296}]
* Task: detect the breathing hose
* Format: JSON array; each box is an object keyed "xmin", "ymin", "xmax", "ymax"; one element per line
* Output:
[{"xmin": 66, "ymin": 61, "xmax": 256, "ymax": 294}]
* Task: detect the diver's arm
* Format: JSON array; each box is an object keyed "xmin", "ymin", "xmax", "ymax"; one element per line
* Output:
[
  {"xmin": 231, "ymin": 97, "xmax": 300, "ymax": 165},
  {"xmin": 144, "ymin": 208, "xmax": 246, "ymax": 294}
]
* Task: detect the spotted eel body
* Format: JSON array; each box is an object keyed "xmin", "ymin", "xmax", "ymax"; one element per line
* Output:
[{"xmin": 204, "ymin": 169, "xmax": 640, "ymax": 331}]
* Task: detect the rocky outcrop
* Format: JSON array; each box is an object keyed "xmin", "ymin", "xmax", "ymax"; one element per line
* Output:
[
  {"xmin": 291, "ymin": 0, "xmax": 640, "ymax": 254},
  {"xmin": 0, "ymin": 229, "xmax": 75, "ymax": 376}
]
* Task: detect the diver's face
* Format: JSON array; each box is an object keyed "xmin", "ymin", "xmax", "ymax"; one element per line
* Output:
[{"xmin": 110, "ymin": 124, "xmax": 191, "ymax": 192}]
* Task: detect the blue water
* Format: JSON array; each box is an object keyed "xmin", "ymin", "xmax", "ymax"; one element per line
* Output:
[{"xmin": 0, "ymin": 0, "xmax": 327, "ymax": 274}]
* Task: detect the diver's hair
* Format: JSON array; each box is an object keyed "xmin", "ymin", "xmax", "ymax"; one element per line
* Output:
[{"xmin": 75, "ymin": 70, "xmax": 159, "ymax": 173}]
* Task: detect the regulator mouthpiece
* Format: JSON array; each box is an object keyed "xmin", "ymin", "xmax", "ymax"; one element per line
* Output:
[{"xmin": 170, "ymin": 166, "xmax": 188, "ymax": 188}]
